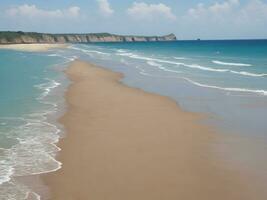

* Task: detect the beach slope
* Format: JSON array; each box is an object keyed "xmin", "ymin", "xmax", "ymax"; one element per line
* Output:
[{"xmin": 43, "ymin": 60, "xmax": 250, "ymax": 200}]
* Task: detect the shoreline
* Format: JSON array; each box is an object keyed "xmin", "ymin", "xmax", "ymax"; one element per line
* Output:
[
  {"xmin": 41, "ymin": 60, "xmax": 256, "ymax": 200},
  {"xmin": 0, "ymin": 43, "xmax": 68, "ymax": 52}
]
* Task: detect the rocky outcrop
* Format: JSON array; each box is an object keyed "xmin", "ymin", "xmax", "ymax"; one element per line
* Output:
[{"xmin": 0, "ymin": 32, "xmax": 177, "ymax": 44}]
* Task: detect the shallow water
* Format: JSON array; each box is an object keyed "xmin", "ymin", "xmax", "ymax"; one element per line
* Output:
[{"xmin": 0, "ymin": 49, "xmax": 74, "ymax": 199}]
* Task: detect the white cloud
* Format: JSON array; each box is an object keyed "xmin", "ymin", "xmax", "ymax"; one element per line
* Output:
[
  {"xmin": 188, "ymin": 0, "xmax": 239, "ymax": 19},
  {"xmin": 209, "ymin": 0, "xmax": 239, "ymax": 13},
  {"xmin": 127, "ymin": 2, "xmax": 176, "ymax": 21},
  {"xmin": 96, "ymin": 0, "xmax": 114, "ymax": 17},
  {"xmin": 66, "ymin": 6, "xmax": 81, "ymax": 17},
  {"xmin": 187, "ymin": 0, "xmax": 267, "ymax": 22},
  {"xmin": 238, "ymin": 0, "xmax": 267, "ymax": 22},
  {"xmin": 182, "ymin": 0, "xmax": 267, "ymax": 39},
  {"xmin": 186, "ymin": 0, "xmax": 267, "ymax": 25},
  {"xmin": 6, "ymin": 4, "xmax": 80, "ymax": 19}
]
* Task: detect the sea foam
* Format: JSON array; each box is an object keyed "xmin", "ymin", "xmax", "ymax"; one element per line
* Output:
[
  {"xmin": 70, "ymin": 46, "xmax": 110, "ymax": 56},
  {"xmin": 183, "ymin": 78, "xmax": 267, "ymax": 96},
  {"xmin": 0, "ymin": 159, "xmax": 13, "ymax": 185},
  {"xmin": 138, "ymin": 68, "xmax": 267, "ymax": 96},
  {"xmin": 212, "ymin": 60, "xmax": 252, "ymax": 67},
  {"xmin": 0, "ymin": 75, "xmax": 64, "ymax": 199},
  {"xmin": 117, "ymin": 52, "xmax": 265, "ymax": 77}
]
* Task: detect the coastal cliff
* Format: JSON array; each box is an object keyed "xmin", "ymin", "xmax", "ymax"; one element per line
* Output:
[{"xmin": 0, "ymin": 31, "xmax": 176, "ymax": 44}]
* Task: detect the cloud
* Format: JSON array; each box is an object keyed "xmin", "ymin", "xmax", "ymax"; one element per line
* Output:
[
  {"xmin": 185, "ymin": 0, "xmax": 267, "ymax": 26},
  {"xmin": 96, "ymin": 0, "xmax": 114, "ymax": 17},
  {"xmin": 127, "ymin": 2, "xmax": 176, "ymax": 21},
  {"xmin": 188, "ymin": 0, "xmax": 239, "ymax": 19},
  {"xmin": 6, "ymin": 4, "xmax": 80, "ymax": 19},
  {"xmin": 187, "ymin": 0, "xmax": 267, "ymax": 22},
  {"xmin": 237, "ymin": 0, "xmax": 267, "ymax": 22},
  {"xmin": 182, "ymin": 0, "xmax": 267, "ymax": 39},
  {"xmin": 66, "ymin": 6, "xmax": 81, "ymax": 17}
]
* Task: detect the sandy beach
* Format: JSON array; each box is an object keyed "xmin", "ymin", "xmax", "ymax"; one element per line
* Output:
[
  {"xmin": 43, "ymin": 60, "xmax": 252, "ymax": 200},
  {"xmin": 0, "ymin": 44, "xmax": 68, "ymax": 52}
]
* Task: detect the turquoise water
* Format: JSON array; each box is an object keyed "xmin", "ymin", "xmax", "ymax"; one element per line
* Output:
[
  {"xmin": 0, "ymin": 40, "xmax": 267, "ymax": 199},
  {"xmin": 80, "ymin": 40, "xmax": 267, "ymax": 94},
  {"xmin": 0, "ymin": 49, "xmax": 74, "ymax": 199}
]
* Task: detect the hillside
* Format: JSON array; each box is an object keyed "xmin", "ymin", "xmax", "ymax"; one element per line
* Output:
[{"xmin": 0, "ymin": 31, "xmax": 176, "ymax": 44}]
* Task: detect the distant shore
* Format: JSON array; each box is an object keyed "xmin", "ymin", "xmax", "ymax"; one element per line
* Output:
[
  {"xmin": 42, "ymin": 60, "xmax": 253, "ymax": 200},
  {"xmin": 0, "ymin": 31, "xmax": 176, "ymax": 44}
]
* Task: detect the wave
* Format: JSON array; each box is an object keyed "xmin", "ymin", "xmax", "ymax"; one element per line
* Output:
[
  {"xmin": 9, "ymin": 121, "xmax": 62, "ymax": 177},
  {"xmin": 230, "ymin": 71, "xmax": 267, "ymax": 77},
  {"xmin": 116, "ymin": 49, "xmax": 127, "ymax": 53},
  {"xmin": 47, "ymin": 54, "xmax": 60, "ymax": 57},
  {"xmin": 120, "ymin": 58, "xmax": 129, "ymax": 65},
  {"xmin": 136, "ymin": 67, "xmax": 267, "ymax": 96},
  {"xmin": 117, "ymin": 52, "xmax": 266, "ymax": 77},
  {"xmin": 184, "ymin": 64, "xmax": 228, "ymax": 72},
  {"xmin": 0, "ymin": 75, "xmax": 64, "ymax": 200},
  {"xmin": 173, "ymin": 57, "xmax": 188, "ymax": 60},
  {"xmin": 0, "ymin": 159, "xmax": 13, "ymax": 185},
  {"xmin": 0, "ymin": 178, "xmax": 29, "ymax": 200},
  {"xmin": 212, "ymin": 60, "xmax": 252, "ymax": 67},
  {"xmin": 0, "ymin": 116, "xmax": 62, "ymax": 199},
  {"xmin": 146, "ymin": 61, "xmax": 181, "ymax": 73},
  {"xmin": 46, "ymin": 53, "xmax": 78, "ymax": 65},
  {"xmin": 35, "ymin": 79, "xmax": 61, "ymax": 99},
  {"xmin": 147, "ymin": 61, "xmax": 162, "ymax": 67},
  {"xmin": 70, "ymin": 46, "xmax": 110, "ymax": 55},
  {"xmin": 183, "ymin": 77, "xmax": 267, "ymax": 96},
  {"xmin": 159, "ymin": 67, "xmax": 181, "ymax": 74},
  {"xmin": 117, "ymin": 52, "xmax": 180, "ymax": 65},
  {"xmin": 68, "ymin": 56, "xmax": 78, "ymax": 62}
]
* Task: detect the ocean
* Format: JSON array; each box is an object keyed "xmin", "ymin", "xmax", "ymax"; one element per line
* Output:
[
  {"xmin": 0, "ymin": 50, "xmax": 75, "ymax": 199},
  {"xmin": 0, "ymin": 40, "xmax": 267, "ymax": 199}
]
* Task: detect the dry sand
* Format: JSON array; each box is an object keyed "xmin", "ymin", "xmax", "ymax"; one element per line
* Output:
[
  {"xmin": 0, "ymin": 44, "xmax": 68, "ymax": 52},
  {"xmin": 43, "ymin": 60, "xmax": 253, "ymax": 200}
]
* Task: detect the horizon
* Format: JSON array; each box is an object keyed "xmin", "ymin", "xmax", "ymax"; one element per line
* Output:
[{"xmin": 0, "ymin": 0, "xmax": 267, "ymax": 40}]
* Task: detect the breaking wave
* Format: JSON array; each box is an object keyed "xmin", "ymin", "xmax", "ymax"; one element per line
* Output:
[
  {"xmin": 117, "ymin": 52, "xmax": 266, "ymax": 77},
  {"xmin": 212, "ymin": 60, "xmax": 252, "ymax": 67}
]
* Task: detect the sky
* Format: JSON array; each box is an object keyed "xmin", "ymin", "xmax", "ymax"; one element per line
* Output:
[{"xmin": 0, "ymin": 0, "xmax": 267, "ymax": 39}]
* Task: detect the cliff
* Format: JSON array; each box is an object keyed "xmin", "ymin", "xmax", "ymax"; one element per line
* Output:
[{"xmin": 0, "ymin": 32, "xmax": 176, "ymax": 44}]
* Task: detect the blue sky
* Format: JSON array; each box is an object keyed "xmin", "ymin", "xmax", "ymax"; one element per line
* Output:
[{"xmin": 0, "ymin": 0, "xmax": 267, "ymax": 39}]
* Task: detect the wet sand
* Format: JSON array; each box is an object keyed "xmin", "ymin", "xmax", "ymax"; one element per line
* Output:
[{"xmin": 43, "ymin": 60, "xmax": 252, "ymax": 200}]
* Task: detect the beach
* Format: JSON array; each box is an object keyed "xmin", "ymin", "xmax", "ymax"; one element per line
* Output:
[
  {"xmin": 0, "ymin": 44, "xmax": 68, "ymax": 52},
  {"xmin": 1, "ymin": 1, "xmax": 267, "ymax": 198},
  {"xmin": 42, "ymin": 60, "xmax": 252, "ymax": 200}
]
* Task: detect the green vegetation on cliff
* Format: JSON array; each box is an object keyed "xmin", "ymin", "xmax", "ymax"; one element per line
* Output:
[{"xmin": 0, "ymin": 31, "xmax": 176, "ymax": 44}]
